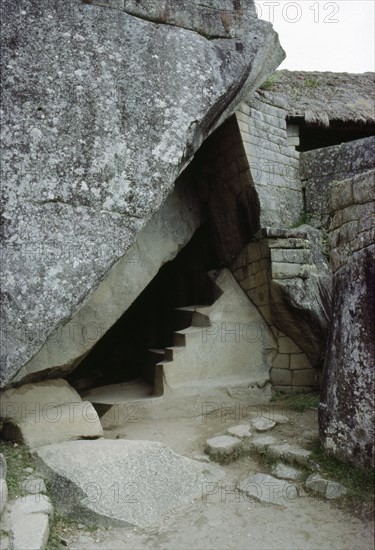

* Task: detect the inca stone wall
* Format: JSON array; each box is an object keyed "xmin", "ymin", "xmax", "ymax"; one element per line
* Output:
[
  {"xmin": 231, "ymin": 235, "xmax": 319, "ymax": 392},
  {"xmin": 235, "ymin": 96, "xmax": 303, "ymax": 228},
  {"xmin": 320, "ymin": 160, "xmax": 375, "ymax": 467},
  {"xmin": 301, "ymin": 136, "xmax": 375, "ymax": 229}
]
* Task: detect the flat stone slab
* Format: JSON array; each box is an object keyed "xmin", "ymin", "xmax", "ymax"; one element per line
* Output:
[
  {"xmin": 3, "ymin": 495, "xmax": 54, "ymax": 550},
  {"xmin": 272, "ymin": 462, "xmax": 301, "ymax": 481},
  {"xmin": 239, "ymin": 473, "xmax": 299, "ymax": 506},
  {"xmin": 0, "ymin": 453, "xmax": 7, "ymax": 479},
  {"xmin": 34, "ymin": 439, "xmax": 221, "ymax": 528},
  {"xmin": 249, "ymin": 436, "xmax": 279, "ymax": 451},
  {"xmin": 226, "ymin": 425, "xmax": 252, "ymax": 439},
  {"xmin": 21, "ymin": 477, "xmax": 47, "ymax": 495},
  {"xmin": 268, "ymin": 443, "xmax": 312, "ymax": 465},
  {"xmin": 205, "ymin": 436, "xmax": 243, "ymax": 461},
  {"xmin": 251, "ymin": 413, "xmax": 289, "ymax": 424},
  {"xmin": 0, "ymin": 479, "xmax": 8, "ymax": 516},
  {"xmin": 251, "ymin": 418, "xmax": 276, "ymax": 432},
  {"xmin": 305, "ymin": 474, "xmax": 347, "ymax": 499}
]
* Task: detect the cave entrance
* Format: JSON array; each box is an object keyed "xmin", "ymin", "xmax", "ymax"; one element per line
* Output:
[{"xmin": 67, "ymin": 224, "xmax": 221, "ymax": 398}]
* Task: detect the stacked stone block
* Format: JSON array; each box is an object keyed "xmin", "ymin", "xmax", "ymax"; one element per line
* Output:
[
  {"xmin": 235, "ymin": 97, "xmax": 303, "ymax": 228},
  {"xmin": 329, "ymin": 170, "xmax": 375, "ymax": 273},
  {"xmin": 301, "ymin": 136, "xmax": 375, "ymax": 229},
  {"xmin": 232, "ymin": 232, "xmax": 318, "ymax": 392},
  {"xmin": 286, "ymin": 124, "xmax": 300, "ymax": 148}
]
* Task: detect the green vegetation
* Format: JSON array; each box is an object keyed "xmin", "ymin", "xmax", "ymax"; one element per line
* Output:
[
  {"xmin": 0, "ymin": 440, "xmax": 35, "ymax": 499},
  {"xmin": 307, "ymin": 440, "xmax": 374, "ymax": 503},
  {"xmin": 260, "ymin": 73, "xmax": 278, "ymax": 90},
  {"xmin": 292, "ymin": 212, "xmax": 310, "ymax": 228},
  {"xmin": 46, "ymin": 514, "xmax": 82, "ymax": 550},
  {"xmin": 304, "ymin": 77, "xmax": 320, "ymax": 89},
  {"xmin": 270, "ymin": 390, "xmax": 320, "ymax": 411}
]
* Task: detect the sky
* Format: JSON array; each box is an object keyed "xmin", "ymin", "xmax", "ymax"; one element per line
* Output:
[{"xmin": 255, "ymin": 0, "xmax": 375, "ymax": 72}]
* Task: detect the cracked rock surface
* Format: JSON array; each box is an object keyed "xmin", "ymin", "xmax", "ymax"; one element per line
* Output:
[{"xmin": 0, "ymin": 0, "xmax": 284, "ymax": 387}]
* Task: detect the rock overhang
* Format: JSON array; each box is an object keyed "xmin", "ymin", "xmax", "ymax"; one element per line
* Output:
[{"xmin": 0, "ymin": 0, "xmax": 285, "ymax": 387}]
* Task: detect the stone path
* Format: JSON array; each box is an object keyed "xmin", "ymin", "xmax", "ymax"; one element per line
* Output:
[
  {"xmin": 0, "ymin": 452, "xmax": 54, "ymax": 550},
  {"xmin": 0, "ymin": 405, "xmax": 372, "ymax": 549}
]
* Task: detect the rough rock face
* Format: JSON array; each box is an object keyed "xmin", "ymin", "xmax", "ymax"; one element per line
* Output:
[
  {"xmin": 320, "ymin": 167, "xmax": 375, "ymax": 468},
  {"xmin": 0, "ymin": 0, "xmax": 284, "ymax": 387}
]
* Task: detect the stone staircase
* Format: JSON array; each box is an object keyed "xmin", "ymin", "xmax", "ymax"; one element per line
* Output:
[
  {"xmin": 82, "ymin": 268, "xmax": 276, "ymax": 420},
  {"xmin": 149, "ymin": 268, "xmax": 276, "ymax": 396}
]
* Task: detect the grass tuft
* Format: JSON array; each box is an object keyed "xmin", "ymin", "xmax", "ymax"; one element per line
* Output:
[{"xmin": 270, "ymin": 390, "xmax": 320, "ymax": 411}]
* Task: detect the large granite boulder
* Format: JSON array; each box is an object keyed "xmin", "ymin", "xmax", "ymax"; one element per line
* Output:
[
  {"xmin": 0, "ymin": 0, "xmax": 284, "ymax": 387},
  {"xmin": 33, "ymin": 439, "xmax": 221, "ymax": 527}
]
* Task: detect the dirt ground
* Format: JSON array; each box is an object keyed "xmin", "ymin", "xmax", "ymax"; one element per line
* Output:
[{"xmin": 58, "ymin": 405, "xmax": 374, "ymax": 550}]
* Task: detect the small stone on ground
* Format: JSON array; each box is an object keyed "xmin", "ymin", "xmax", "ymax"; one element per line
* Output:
[
  {"xmin": 249, "ymin": 435, "xmax": 278, "ymax": 450},
  {"xmin": 252, "ymin": 418, "xmax": 276, "ymax": 432},
  {"xmin": 239, "ymin": 473, "xmax": 299, "ymax": 505},
  {"xmin": 205, "ymin": 436, "xmax": 242, "ymax": 461},
  {"xmin": 193, "ymin": 454, "xmax": 211, "ymax": 463},
  {"xmin": 226, "ymin": 424, "xmax": 252, "ymax": 438},
  {"xmin": 305, "ymin": 474, "xmax": 347, "ymax": 499},
  {"xmin": 272, "ymin": 462, "xmax": 301, "ymax": 481},
  {"xmin": 268, "ymin": 443, "xmax": 311, "ymax": 465}
]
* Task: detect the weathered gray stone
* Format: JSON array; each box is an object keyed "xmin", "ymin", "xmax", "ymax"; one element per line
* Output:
[
  {"xmin": 2, "ymin": 400, "xmax": 103, "ymax": 449},
  {"xmin": 34, "ymin": 439, "xmax": 221, "ymax": 528},
  {"xmin": 251, "ymin": 418, "xmax": 276, "ymax": 432},
  {"xmin": 0, "ymin": 479, "xmax": 8, "ymax": 516},
  {"xmin": 251, "ymin": 412, "xmax": 289, "ymax": 425},
  {"xmin": 301, "ymin": 137, "xmax": 375, "ymax": 182},
  {"xmin": 0, "ymin": 379, "xmax": 103, "ymax": 448},
  {"xmin": 0, "ymin": 380, "xmax": 81, "ymax": 421},
  {"xmin": 21, "ymin": 477, "xmax": 47, "ymax": 495},
  {"xmin": 0, "ymin": 454, "xmax": 6, "ymax": 480},
  {"xmin": 0, "ymin": 534, "xmax": 10, "ymax": 550},
  {"xmin": 268, "ymin": 443, "xmax": 311, "ymax": 466},
  {"xmin": 1, "ymin": 0, "xmax": 284, "ymax": 388},
  {"xmin": 272, "ymin": 462, "xmax": 301, "ymax": 481},
  {"xmin": 320, "ymin": 244, "xmax": 375, "ymax": 467},
  {"xmin": 193, "ymin": 454, "xmax": 211, "ymax": 464},
  {"xmin": 205, "ymin": 436, "xmax": 243, "ymax": 461},
  {"xmin": 239, "ymin": 473, "xmax": 298, "ymax": 505},
  {"xmin": 249, "ymin": 435, "xmax": 278, "ymax": 451},
  {"xmin": 319, "ymin": 167, "xmax": 374, "ymax": 467},
  {"xmin": 13, "ymin": 179, "xmax": 204, "ymax": 385},
  {"xmin": 305, "ymin": 474, "xmax": 347, "ymax": 499},
  {"xmin": 2, "ymin": 494, "xmax": 53, "ymax": 550},
  {"xmin": 226, "ymin": 425, "xmax": 252, "ymax": 439}
]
